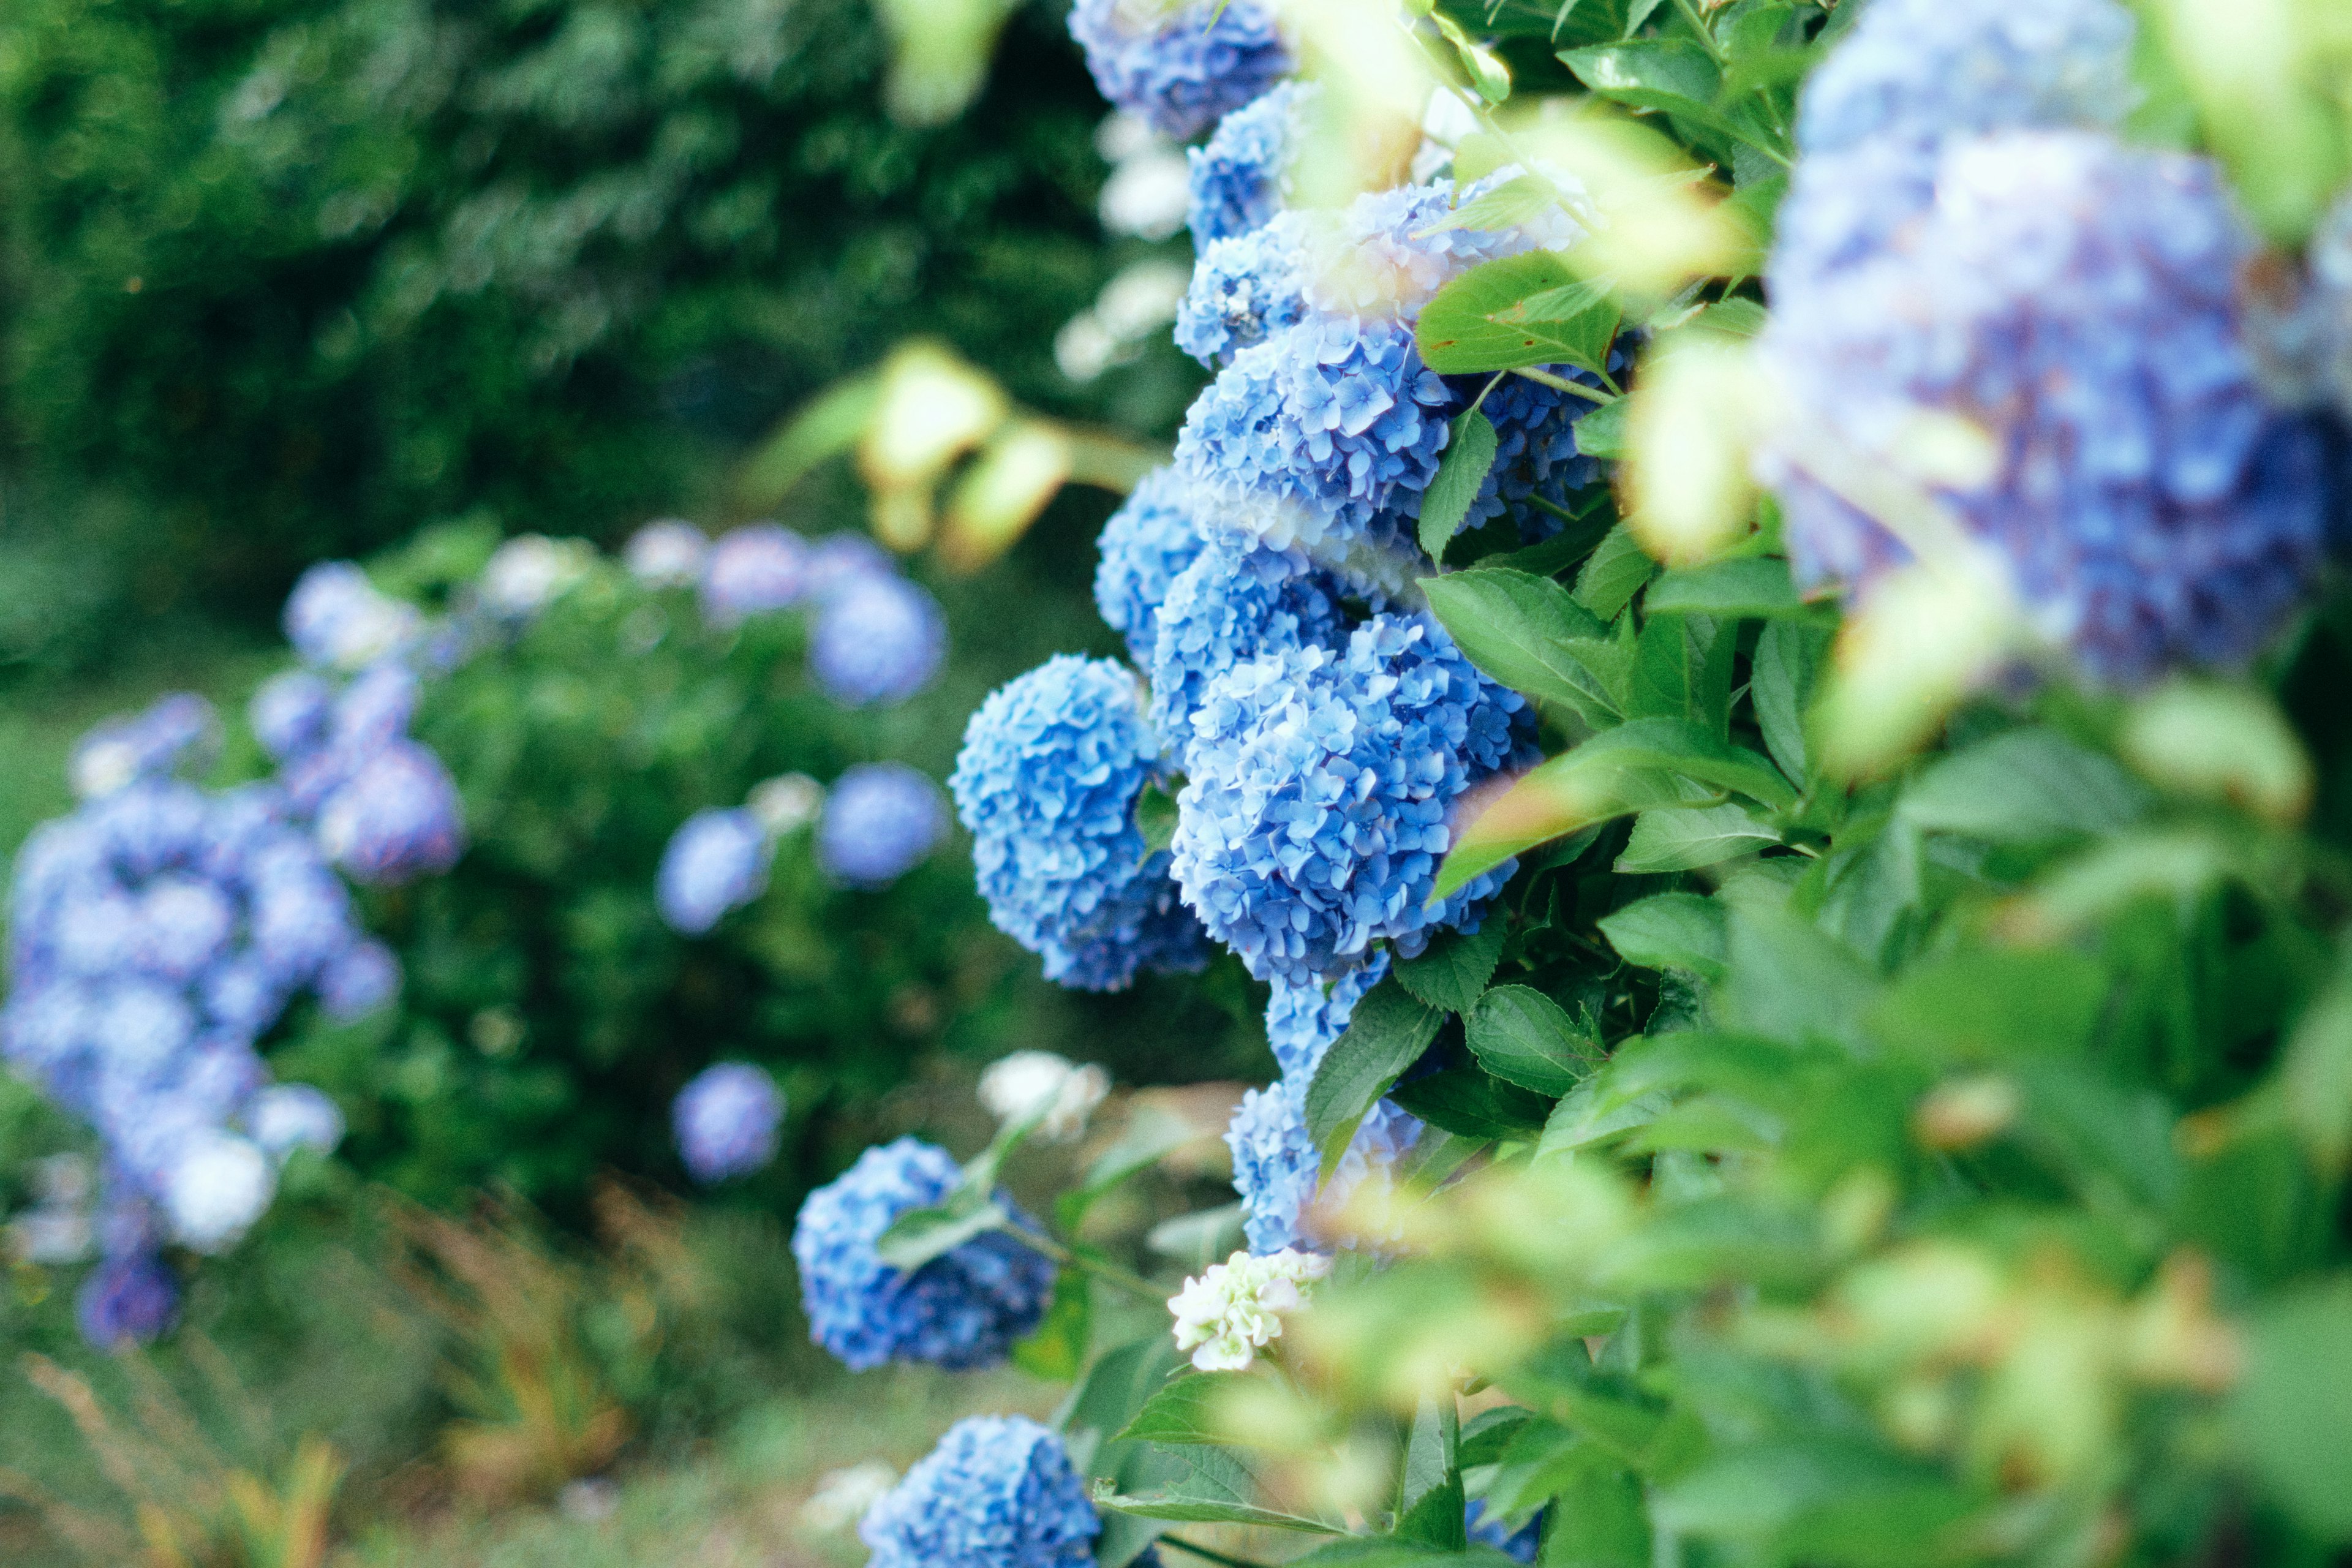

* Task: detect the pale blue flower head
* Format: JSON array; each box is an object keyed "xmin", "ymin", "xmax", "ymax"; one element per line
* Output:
[
  {"xmin": 655, "ymin": 807, "xmax": 773, "ymax": 935},
  {"xmin": 818, "ymin": 763, "xmax": 947, "ymax": 888},
  {"xmin": 1147, "ymin": 532, "xmax": 1344, "ymax": 761},
  {"xmin": 1176, "ymin": 215, "xmax": 1313, "ymax": 367},
  {"xmin": 283, "ymin": 563, "xmax": 420, "ymax": 672},
  {"xmin": 809, "ymin": 574, "xmax": 946, "ymax": 706},
  {"xmin": 791, "ymin": 1137, "xmax": 1057, "ymax": 1371},
  {"xmin": 699, "ymin": 524, "xmax": 810, "ymax": 627},
  {"xmin": 70, "ymin": 695, "xmax": 217, "ymax": 801},
  {"xmin": 859, "ymin": 1414, "xmax": 1100, "ymax": 1568},
  {"xmin": 247, "ymin": 1083, "xmax": 345, "ymax": 1160},
  {"xmin": 315, "ymin": 739, "xmax": 466, "ymax": 885},
  {"xmin": 951, "ymin": 657, "xmax": 1210, "ymax": 992},
  {"xmin": 317, "ymin": 938, "xmax": 401, "ymax": 1020},
  {"xmin": 1095, "ymin": 467, "xmax": 1211, "ymax": 665},
  {"xmin": 673, "ymin": 1062, "xmax": 785, "ymax": 1185},
  {"xmin": 1188, "ymin": 80, "xmax": 1316, "ymax": 246},
  {"xmin": 1068, "ymin": 0, "xmax": 1291, "ymax": 141}
]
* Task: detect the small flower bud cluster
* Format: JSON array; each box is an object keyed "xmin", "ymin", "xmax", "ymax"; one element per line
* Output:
[{"xmin": 1167, "ymin": 1246, "xmax": 1330, "ymax": 1371}]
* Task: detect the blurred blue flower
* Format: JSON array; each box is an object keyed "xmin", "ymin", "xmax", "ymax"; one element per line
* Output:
[
  {"xmin": 1758, "ymin": 131, "xmax": 2327, "ymax": 684},
  {"xmin": 1067, "ymin": 0, "xmax": 1290, "ymax": 142},
  {"xmin": 1171, "ymin": 616, "xmax": 1528, "ymax": 982},
  {"xmin": 1795, "ymin": 0, "xmax": 2136, "ymax": 157},
  {"xmin": 951, "ymin": 657, "xmax": 1209, "ymax": 992},
  {"xmin": 1094, "ymin": 467, "xmax": 1210, "ymax": 665},
  {"xmin": 69, "ymin": 695, "xmax": 217, "ymax": 801},
  {"xmin": 1467, "ymin": 1500, "xmax": 1544, "ymax": 1564},
  {"xmin": 699, "ymin": 523, "xmax": 810, "ymax": 627},
  {"xmin": 1227, "ymin": 1076, "xmax": 1419, "ymax": 1256},
  {"xmin": 624, "ymin": 518, "xmax": 710, "ymax": 587},
  {"xmin": 859, "ymin": 1414, "xmax": 1099, "ymax": 1568},
  {"xmin": 673, "ymin": 1063, "xmax": 785, "ymax": 1185},
  {"xmin": 655, "ymin": 808, "xmax": 774, "ymax": 935},
  {"xmin": 791, "ymin": 1137, "xmax": 1057, "ymax": 1371},
  {"xmin": 247, "ymin": 1083, "xmax": 346, "ymax": 1160},
  {"xmin": 315, "ymin": 739, "xmax": 467, "ymax": 886},
  {"xmin": 282, "ymin": 562, "xmax": 420, "ymax": 672},
  {"xmin": 250, "ymin": 672, "xmax": 334, "ymax": 764},
  {"xmin": 77, "ymin": 1249, "xmax": 181, "ymax": 1351},
  {"xmin": 809, "ymin": 574, "xmax": 946, "ymax": 706},
  {"xmin": 1188, "ymin": 80, "xmax": 1314, "ymax": 246},
  {"xmin": 818, "ymin": 763, "xmax": 946, "ymax": 888},
  {"xmin": 317, "ymin": 938, "xmax": 401, "ymax": 1021}
]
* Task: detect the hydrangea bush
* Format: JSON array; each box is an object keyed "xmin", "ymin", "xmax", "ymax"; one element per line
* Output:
[{"xmin": 786, "ymin": 1, "xmax": 2352, "ymax": 1564}]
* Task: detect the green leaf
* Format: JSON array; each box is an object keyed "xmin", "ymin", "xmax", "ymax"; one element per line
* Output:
[
  {"xmin": 1898, "ymin": 728, "xmax": 2149, "ymax": 844},
  {"xmin": 1715, "ymin": 906, "xmax": 1877, "ymax": 1051},
  {"xmin": 1116, "ymin": 1374, "xmax": 1233, "ymax": 1446},
  {"xmin": 1389, "ymin": 1065, "xmax": 1555, "ymax": 1140},
  {"xmin": 1422, "ymin": 411, "xmax": 1502, "ymax": 560},
  {"xmin": 1063, "ymin": 1104, "xmax": 1207, "ymax": 1230},
  {"xmin": 1560, "ymin": 39, "xmax": 1724, "ymax": 120},
  {"xmin": 2228, "ymin": 1281, "xmax": 2352, "ymax": 1540},
  {"xmin": 1061, "ymin": 1333, "xmax": 1193, "ymax": 1567},
  {"xmin": 1530, "ymin": 1452, "xmax": 1649, "ymax": 1566},
  {"xmin": 1306, "ymin": 978, "xmax": 1446, "ymax": 1178},
  {"xmin": 1574, "ymin": 398, "xmax": 1631, "ymax": 462},
  {"xmin": 1417, "ymin": 251, "xmax": 1624, "ymax": 376},
  {"xmin": 1573, "ymin": 523, "xmax": 1652, "ymax": 614},
  {"xmin": 1643, "ymin": 557, "xmax": 1807, "ymax": 619},
  {"xmin": 1615, "ymin": 802, "xmax": 1781, "ymax": 873},
  {"xmin": 1598, "ymin": 892, "xmax": 1728, "ymax": 981},
  {"xmin": 1136, "ymin": 782, "xmax": 1181, "ymax": 856},
  {"xmin": 1396, "ymin": 919, "xmax": 1510, "ymax": 1014},
  {"xmin": 871, "ymin": 1186, "xmax": 1008, "ymax": 1271},
  {"xmin": 1750, "ymin": 619, "xmax": 1828, "ymax": 785},
  {"xmin": 1422, "ymin": 568, "xmax": 1626, "ymax": 720},
  {"xmin": 1459, "ymin": 1406, "xmax": 1535, "ymax": 1468},
  {"xmin": 1423, "ymin": 175, "xmax": 1566, "ymax": 238},
  {"xmin": 1653, "ymin": 1441, "xmax": 1974, "ymax": 1555},
  {"xmin": 1012, "ymin": 1270, "xmax": 1093, "ymax": 1381},
  {"xmin": 1467, "ymin": 986, "xmax": 1594, "ymax": 1096},
  {"xmin": 2283, "ymin": 947, "xmax": 2352, "ymax": 1175},
  {"xmin": 1865, "ymin": 948, "xmax": 2110, "ymax": 1065},
  {"xmin": 1396, "ymin": 1393, "xmax": 1467, "ymax": 1548},
  {"xmin": 1630, "ymin": 612, "xmax": 1735, "ymax": 736},
  {"xmin": 1096, "ymin": 1448, "xmax": 1346, "ymax": 1534}
]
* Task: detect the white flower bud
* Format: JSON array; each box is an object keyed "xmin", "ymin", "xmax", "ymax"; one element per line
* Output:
[
  {"xmin": 1167, "ymin": 1247, "xmax": 1330, "ymax": 1373},
  {"xmin": 978, "ymin": 1050, "xmax": 1110, "ymax": 1142}
]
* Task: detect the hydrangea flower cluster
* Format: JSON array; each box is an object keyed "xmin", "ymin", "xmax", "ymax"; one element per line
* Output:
[
  {"xmin": 1066, "ymin": 0, "xmax": 1291, "ymax": 143},
  {"xmin": 858, "ymin": 1415, "xmax": 1101, "ymax": 1568},
  {"xmin": 655, "ymin": 807, "xmax": 775, "ymax": 935},
  {"xmin": 1093, "ymin": 467, "xmax": 1212, "ymax": 664},
  {"xmin": 791, "ymin": 1137, "xmax": 1057, "ymax": 1371},
  {"xmin": 698, "ymin": 522, "xmax": 810, "ymax": 626},
  {"xmin": 951, "ymin": 657, "xmax": 1209, "ymax": 992},
  {"xmin": 1166, "ymin": 1246, "xmax": 1329, "ymax": 1371},
  {"xmin": 1757, "ymin": 124, "xmax": 2328, "ymax": 684},
  {"xmin": 816, "ymin": 763, "xmax": 946, "ymax": 889},
  {"xmin": 671, "ymin": 1062, "xmax": 785, "ymax": 1185},
  {"xmin": 809, "ymin": 574, "xmax": 946, "ymax": 706},
  {"xmin": 4, "ymin": 696, "xmax": 386, "ymax": 1343},
  {"xmin": 1186, "ymin": 78, "xmax": 1314, "ymax": 246}
]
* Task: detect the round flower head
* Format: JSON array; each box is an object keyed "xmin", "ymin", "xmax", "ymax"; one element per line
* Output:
[
  {"xmin": 1264, "ymin": 951, "xmax": 1389, "ymax": 1080},
  {"xmin": 804, "ymin": 532, "xmax": 894, "ymax": 598},
  {"xmin": 859, "ymin": 1414, "xmax": 1100, "ymax": 1568},
  {"xmin": 809, "ymin": 574, "xmax": 947, "ymax": 706},
  {"xmin": 247, "ymin": 1083, "xmax": 345, "ymax": 1160},
  {"xmin": 478, "ymin": 534, "xmax": 593, "ymax": 620},
  {"xmin": 951, "ymin": 658, "xmax": 1210, "ymax": 992},
  {"xmin": 69, "ymin": 695, "xmax": 217, "ymax": 804},
  {"xmin": 655, "ymin": 807, "xmax": 774, "ymax": 935},
  {"xmin": 162, "ymin": 1133, "xmax": 274, "ymax": 1253},
  {"xmin": 1188, "ymin": 80, "xmax": 1315, "ymax": 246},
  {"xmin": 1467, "ymin": 1501, "xmax": 1544, "ymax": 1564},
  {"xmin": 699, "ymin": 523, "xmax": 809, "ymax": 627},
  {"xmin": 317, "ymin": 938, "xmax": 401, "ymax": 1020},
  {"xmin": 1177, "ymin": 216, "xmax": 1313, "ymax": 366},
  {"xmin": 1452, "ymin": 363, "xmax": 1614, "ymax": 536},
  {"xmin": 1148, "ymin": 533, "xmax": 1346, "ymax": 758},
  {"xmin": 1067, "ymin": 0, "xmax": 1291, "ymax": 142},
  {"xmin": 315, "ymin": 739, "xmax": 467, "ymax": 884},
  {"xmin": 817, "ymin": 763, "xmax": 947, "ymax": 888},
  {"xmin": 625, "ymin": 519, "xmax": 710, "ymax": 586},
  {"xmin": 672, "ymin": 1062, "xmax": 785, "ymax": 1184},
  {"xmin": 1227, "ymin": 1078, "xmax": 1420, "ymax": 1255},
  {"xmin": 1172, "ymin": 616, "xmax": 1529, "ymax": 982},
  {"xmin": 77, "ymin": 1249, "xmax": 180, "ymax": 1349},
  {"xmin": 1756, "ymin": 132, "xmax": 2328, "ymax": 684},
  {"xmin": 250, "ymin": 672, "xmax": 334, "ymax": 764},
  {"xmin": 283, "ymin": 562, "xmax": 420, "ymax": 672},
  {"xmin": 1168, "ymin": 1246, "xmax": 1328, "ymax": 1371},
  {"xmin": 1795, "ymin": 0, "xmax": 2137, "ymax": 157},
  {"xmin": 1095, "ymin": 469, "xmax": 1211, "ymax": 665},
  {"xmin": 791, "ymin": 1137, "xmax": 1057, "ymax": 1371}
]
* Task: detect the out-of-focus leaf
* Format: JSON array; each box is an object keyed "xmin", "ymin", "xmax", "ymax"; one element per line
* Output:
[
  {"xmin": 1644, "ymin": 557, "xmax": 1809, "ymax": 619},
  {"xmin": 1898, "ymin": 728, "xmax": 2150, "ymax": 844},
  {"xmin": 2283, "ymin": 948, "xmax": 2352, "ymax": 1176},
  {"xmin": 1866, "ymin": 949, "xmax": 2111, "ymax": 1064},
  {"xmin": 1095, "ymin": 1447, "xmax": 1345, "ymax": 1534},
  {"xmin": 1396, "ymin": 920, "xmax": 1510, "ymax": 1013},
  {"xmin": 1306, "ymin": 979, "xmax": 1446, "ymax": 1177},
  {"xmin": 734, "ymin": 373, "xmax": 880, "ymax": 509},
  {"xmin": 1575, "ymin": 398, "xmax": 1632, "ymax": 462},
  {"xmin": 1716, "ymin": 906, "xmax": 1876, "ymax": 1050},
  {"xmin": 1575, "ymin": 524, "xmax": 1654, "ymax": 614},
  {"xmin": 1422, "ymin": 411, "xmax": 1502, "ymax": 560},
  {"xmin": 1395, "ymin": 1393, "xmax": 1466, "ymax": 1547},
  {"xmin": 1467, "ymin": 986, "xmax": 1594, "ymax": 1096},
  {"xmin": 1012, "ymin": 1270, "xmax": 1093, "ymax": 1381},
  {"xmin": 2120, "ymin": 679, "xmax": 2314, "ymax": 825},
  {"xmin": 1599, "ymin": 892, "xmax": 1728, "ymax": 981},
  {"xmin": 1622, "ymin": 338, "xmax": 1765, "ymax": 567},
  {"xmin": 2229, "ymin": 1281, "xmax": 2352, "ymax": 1540},
  {"xmin": 1751, "ymin": 619, "xmax": 1828, "ymax": 784},
  {"xmin": 871, "ymin": 1187, "xmax": 1007, "ymax": 1270}
]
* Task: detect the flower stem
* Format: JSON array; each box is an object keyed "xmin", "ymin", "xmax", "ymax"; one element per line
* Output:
[
  {"xmin": 1513, "ymin": 366, "xmax": 1615, "ymax": 404},
  {"xmin": 1026, "ymin": 1232, "xmax": 1165, "ymax": 1305}
]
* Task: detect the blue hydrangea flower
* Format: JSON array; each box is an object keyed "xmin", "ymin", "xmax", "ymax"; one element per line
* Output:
[
  {"xmin": 655, "ymin": 808, "xmax": 774, "ymax": 935},
  {"xmin": 247, "ymin": 1083, "xmax": 346, "ymax": 1159},
  {"xmin": 69, "ymin": 695, "xmax": 217, "ymax": 801},
  {"xmin": 1264, "ymin": 950, "xmax": 1389, "ymax": 1080},
  {"xmin": 1188, "ymin": 80, "xmax": 1314, "ymax": 246},
  {"xmin": 951, "ymin": 657, "xmax": 1210, "ymax": 992},
  {"xmin": 1467, "ymin": 1501, "xmax": 1544, "ymax": 1564},
  {"xmin": 1176, "ymin": 216, "xmax": 1313, "ymax": 367},
  {"xmin": 1148, "ymin": 533, "xmax": 1344, "ymax": 760},
  {"xmin": 1171, "ymin": 616, "xmax": 1528, "ymax": 982},
  {"xmin": 818, "ymin": 763, "xmax": 947, "ymax": 888},
  {"xmin": 1095, "ymin": 468, "xmax": 1211, "ymax": 665},
  {"xmin": 804, "ymin": 531, "xmax": 895, "ymax": 598},
  {"xmin": 317, "ymin": 938, "xmax": 401, "ymax": 1020},
  {"xmin": 1301, "ymin": 173, "xmax": 1582, "ymax": 325},
  {"xmin": 1449, "ymin": 364, "xmax": 1613, "ymax": 535},
  {"xmin": 1067, "ymin": 0, "xmax": 1291, "ymax": 142},
  {"xmin": 699, "ymin": 523, "xmax": 810, "ymax": 627},
  {"xmin": 314, "ymin": 739, "xmax": 467, "ymax": 885},
  {"xmin": 1227, "ymin": 1076, "xmax": 1420, "ymax": 1256},
  {"xmin": 1757, "ymin": 131, "xmax": 2328, "ymax": 684},
  {"xmin": 1795, "ymin": 0, "xmax": 2137, "ymax": 157},
  {"xmin": 791, "ymin": 1137, "xmax": 1057, "ymax": 1371},
  {"xmin": 283, "ymin": 562, "xmax": 421, "ymax": 672},
  {"xmin": 809, "ymin": 574, "xmax": 946, "ymax": 706},
  {"xmin": 250, "ymin": 673, "xmax": 334, "ymax": 763},
  {"xmin": 624, "ymin": 519, "xmax": 710, "ymax": 586},
  {"xmin": 859, "ymin": 1414, "xmax": 1100, "ymax": 1568},
  {"xmin": 673, "ymin": 1062, "xmax": 785, "ymax": 1184},
  {"xmin": 77, "ymin": 1249, "xmax": 181, "ymax": 1350}
]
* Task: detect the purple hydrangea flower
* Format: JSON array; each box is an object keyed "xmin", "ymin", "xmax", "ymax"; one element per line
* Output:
[
  {"xmin": 699, "ymin": 524, "xmax": 810, "ymax": 627},
  {"xmin": 817, "ymin": 763, "xmax": 947, "ymax": 888},
  {"xmin": 804, "ymin": 532, "xmax": 895, "ymax": 598},
  {"xmin": 951, "ymin": 658, "xmax": 1210, "ymax": 992},
  {"xmin": 1067, "ymin": 0, "xmax": 1291, "ymax": 142},
  {"xmin": 655, "ymin": 807, "xmax": 773, "ymax": 935},
  {"xmin": 809, "ymin": 575, "xmax": 947, "ymax": 706},
  {"xmin": 673, "ymin": 1062, "xmax": 786, "ymax": 1184},
  {"xmin": 791, "ymin": 1137, "xmax": 1057, "ymax": 1371},
  {"xmin": 314, "ymin": 739, "xmax": 467, "ymax": 885},
  {"xmin": 283, "ymin": 563, "xmax": 420, "ymax": 671},
  {"xmin": 1757, "ymin": 131, "xmax": 2327, "ymax": 684},
  {"xmin": 1094, "ymin": 467, "xmax": 1211, "ymax": 665},
  {"xmin": 859, "ymin": 1415, "xmax": 1100, "ymax": 1568}
]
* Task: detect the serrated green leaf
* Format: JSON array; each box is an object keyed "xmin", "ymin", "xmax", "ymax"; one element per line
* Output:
[
  {"xmin": 1615, "ymin": 802, "xmax": 1781, "ymax": 873},
  {"xmin": 1597, "ymin": 892, "xmax": 1727, "ymax": 981},
  {"xmin": 1396, "ymin": 919, "xmax": 1510, "ymax": 1013},
  {"xmin": 1422, "ymin": 568, "xmax": 1626, "ymax": 720},
  {"xmin": 1115, "ymin": 1374, "xmax": 1232, "ymax": 1446},
  {"xmin": 1306, "ymin": 978, "xmax": 1446, "ymax": 1178},
  {"xmin": 871, "ymin": 1188, "xmax": 1008, "ymax": 1271},
  {"xmin": 1643, "ymin": 556, "xmax": 1807, "ymax": 619},
  {"xmin": 1389, "ymin": 1065, "xmax": 1555, "ymax": 1140},
  {"xmin": 1467, "ymin": 985, "xmax": 1594, "ymax": 1096},
  {"xmin": 1422, "ymin": 411, "xmax": 1502, "ymax": 560},
  {"xmin": 1417, "ymin": 251, "xmax": 1624, "ymax": 376},
  {"xmin": 1751, "ymin": 619, "xmax": 1827, "ymax": 785},
  {"xmin": 1630, "ymin": 612, "xmax": 1735, "ymax": 736},
  {"xmin": 1096, "ymin": 1447, "xmax": 1346, "ymax": 1534},
  {"xmin": 1397, "ymin": 1394, "xmax": 1467, "ymax": 1547}
]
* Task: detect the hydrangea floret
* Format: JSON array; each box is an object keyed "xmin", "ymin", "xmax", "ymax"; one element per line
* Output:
[
  {"xmin": 1167, "ymin": 1246, "xmax": 1330, "ymax": 1371},
  {"xmin": 858, "ymin": 1414, "xmax": 1101, "ymax": 1568}
]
